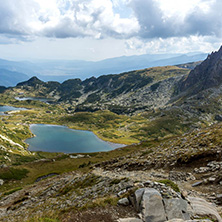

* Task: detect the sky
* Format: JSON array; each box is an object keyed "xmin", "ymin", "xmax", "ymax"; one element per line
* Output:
[{"xmin": 0, "ymin": 0, "xmax": 221, "ymax": 61}]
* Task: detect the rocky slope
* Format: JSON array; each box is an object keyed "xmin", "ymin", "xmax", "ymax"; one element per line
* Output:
[{"xmin": 9, "ymin": 66, "xmax": 189, "ymax": 114}]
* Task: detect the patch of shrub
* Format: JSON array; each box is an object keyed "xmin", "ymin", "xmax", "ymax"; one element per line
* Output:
[{"xmin": 0, "ymin": 168, "xmax": 29, "ymax": 180}]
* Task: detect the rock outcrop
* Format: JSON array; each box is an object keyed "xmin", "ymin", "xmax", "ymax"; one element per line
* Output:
[
  {"xmin": 119, "ymin": 188, "xmax": 222, "ymax": 222},
  {"xmin": 180, "ymin": 46, "xmax": 222, "ymax": 94}
]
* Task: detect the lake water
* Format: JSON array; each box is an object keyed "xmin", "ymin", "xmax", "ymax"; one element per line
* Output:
[
  {"xmin": 0, "ymin": 105, "xmax": 27, "ymax": 115},
  {"xmin": 26, "ymin": 124, "xmax": 125, "ymax": 153},
  {"xmin": 15, "ymin": 97, "xmax": 54, "ymax": 103}
]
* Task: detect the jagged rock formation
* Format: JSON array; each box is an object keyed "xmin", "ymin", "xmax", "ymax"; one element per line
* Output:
[{"xmin": 180, "ymin": 46, "xmax": 222, "ymax": 94}]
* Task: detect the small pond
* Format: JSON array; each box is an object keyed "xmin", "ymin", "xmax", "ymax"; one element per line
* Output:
[
  {"xmin": 0, "ymin": 106, "xmax": 27, "ymax": 115},
  {"xmin": 25, "ymin": 124, "xmax": 125, "ymax": 153}
]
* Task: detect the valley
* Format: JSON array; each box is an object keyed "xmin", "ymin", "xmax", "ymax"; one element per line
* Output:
[{"xmin": 0, "ymin": 47, "xmax": 222, "ymax": 221}]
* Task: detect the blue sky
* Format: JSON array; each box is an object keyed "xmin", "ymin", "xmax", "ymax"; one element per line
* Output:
[{"xmin": 0, "ymin": 0, "xmax": 221, "ymax": 61}]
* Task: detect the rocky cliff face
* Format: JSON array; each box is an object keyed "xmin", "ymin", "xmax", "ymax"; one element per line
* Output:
[{"xmin": 180, "ymin": 46, "xmax": 222, "ymax": 94}]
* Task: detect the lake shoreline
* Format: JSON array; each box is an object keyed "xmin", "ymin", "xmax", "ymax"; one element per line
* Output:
[{"xmin": 26, "ymin": 123, "xmax": 126, "ymax": 153}]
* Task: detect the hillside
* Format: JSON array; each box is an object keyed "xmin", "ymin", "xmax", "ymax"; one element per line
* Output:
[{"xmin": 9, "ymin": 66, "xmax": 190, "ymax": 114}]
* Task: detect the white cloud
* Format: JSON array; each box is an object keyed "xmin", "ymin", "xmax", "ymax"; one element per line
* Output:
[
  {"xmin": 0, "ymin": 0, "xmax": 139, "ymax": 40},
  {"xmin": 0, "ymin": 0, "xmax": 221, "ymax": 60},
  {"xmin": 129, "ymin": 0, "xmax": 222, "ymax": 38},
  {"xmin": 0, "ymin": 0, "xmax": 221, "ymax": 40},
  {"xmin": 125, "ymin": 35, "xmax": 222, "ymax": 54}
]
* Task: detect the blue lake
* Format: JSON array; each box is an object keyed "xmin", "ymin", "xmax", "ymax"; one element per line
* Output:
[
  {"xmin": 0, "ymin": 105, "xmax": 27, "ymax": 115},
  {"xmin": 25, "ymin": 124, "xmax": 125, "ymax": 153}
]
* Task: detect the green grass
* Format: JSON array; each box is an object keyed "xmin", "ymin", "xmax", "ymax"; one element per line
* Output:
[
  {"xmin": 158, "ymin": 179, "xmax": 180, "ymax": 192},
  {"xmin": 0, "ymin": 167, "xmax": 29, "ymax": 180},
  {"xmin": 3, "ymin": 186, "xmax": 23, "ymax": 195}
]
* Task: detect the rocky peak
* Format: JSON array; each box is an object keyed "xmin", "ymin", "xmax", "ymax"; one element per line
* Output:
[
  {"xmin": 180, "ymin": 46, "xmax": 222, "ymax": 93},
  {"xmin": 17, "ymin": 76, "xmax": 44, "ymax": 87}
]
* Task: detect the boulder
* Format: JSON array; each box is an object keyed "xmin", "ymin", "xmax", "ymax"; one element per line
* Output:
[
  {"xmin": 118, "ymin": 198, "xmax": 130, "ymax": 206},
  {"xmin": 163, "ymin": 198, "xmax": 190, "ymax": 220},
  {"xmin": 129, "ymin": 188, "xmax": 145, "ymax": 212},
  {"xmin": 191, "ymin": 181, "xmax": 203, "ymax": 187},
  {"xmin": 141, "ymin": 188, "xmax": 167, "ymax": 222},
  {"xmin": 0, "ymin": 180, "xmax": 3, "ymax": 186},
  {"xmin": 188, "ymin": 197, "xmax": 222, "ymax": 222}
]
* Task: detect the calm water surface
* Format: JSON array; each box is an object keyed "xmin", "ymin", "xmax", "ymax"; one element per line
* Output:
[
  {"xmin": 26, "ymin": 124, "xmax": 125, "ymax": 153},
  {"xmin": 0, "ymin": 106, "xmax": 27, "ymax": 115}
]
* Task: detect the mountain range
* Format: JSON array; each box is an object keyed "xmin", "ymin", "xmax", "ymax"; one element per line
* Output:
[
  {"xmin": 7, "ymin": 45, "xmax": 222, "ymax": 127},
  {"xmin": 0, "ymin": 52, "xmax": 207, "ymax": 87}
]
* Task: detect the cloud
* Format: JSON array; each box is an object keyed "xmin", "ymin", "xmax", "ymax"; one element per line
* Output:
[
  {"xmin": 184, "ymin": 0, "xmax": 222, "ymax": 37},
  {"xmin": 129, "ymin": 0, "xmax": 222, "ymax": 38},
  {"xmin": 0, "ymin": 0, "xmax": 221, "ymax": 50},
  {"xmin": 124, "ymin": 35, "xmax": 222, "ymax": 55},
  {"xmin": 0, "ymin": 0, "xmax": 139, "ymax": 40}
]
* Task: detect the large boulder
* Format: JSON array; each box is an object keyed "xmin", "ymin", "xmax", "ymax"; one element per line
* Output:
[
  {"xmin": 163, "ymin": 198, "xmax": 190, "ymax": 220},
  {"xmin": 188, "ymin": 197, "xmax": 222, "ymax": 222},
  {"xmin": 130, "ymin": 188, "xmax": 167, "ymax": 222},
  {"xmin": 130, "ymin": 188, "xmax": 145, "ymax": 212},
  {"xmin": 127, "ymin": 188, "xmax": 222, "ymax": 222}
]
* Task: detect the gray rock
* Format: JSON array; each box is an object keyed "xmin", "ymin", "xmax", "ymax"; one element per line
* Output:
[
  {"xmin": 188, "ymin": 197, "xmax": 222, "ymax": 222},
  {"xmin": 141, "ymin": 188, "xmax": 167, "ymax": 222},
  {"xmin": 0, "ymin": 180, "xmax": 3, "ymax": 186},
  {"xmin": 118, "ymin": 198, "xmax": 130, "ymax": 206},
  {"xmin": 216, "ymin": 194, "xmax": 222, "ymax": 204},
  {"xmin": 118, "ymin": 218, "xmax": 143, "ymax": 222},
  {"xmin": 118, "ymin": 189, "xmax": 127, "ymax": 197},
  {"xmin": 192, "ymin": 181, "xmax": 203, "ymax": 187},
  {"xmin": 164, "ymin": 198, "xmax": 190, "ymax": 220},
  {"xmin": 208, "ymin": 177, "xmax": 216, "ymax": 182},
  {"xmin": 0, "ymin": 164, "xmax": 7, "ymax": 168},
  {"xmin": 129, "ymin": 188, "xmax": 145, "ymax": 212}
]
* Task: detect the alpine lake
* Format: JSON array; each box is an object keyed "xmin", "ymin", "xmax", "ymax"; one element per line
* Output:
[
  {"xmin": 25, "ymin": 124, "xmax": 125, "ymax": 153},
  {"xmin": 0, "ymin": 105, "xmax": 27, "ymax": 115},
  {"xmin": 2, "ymin": 99, "xmax": 125, "ymax": 153}
]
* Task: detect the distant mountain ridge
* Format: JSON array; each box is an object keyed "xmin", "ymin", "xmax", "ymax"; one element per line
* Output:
[
  {"xmin": 0, "ymin": 69, "xmax": 29, "ymax": 87},
  {"xmin": 0, "ymin": 52, "xmax": 207, "ymax": 85}
]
